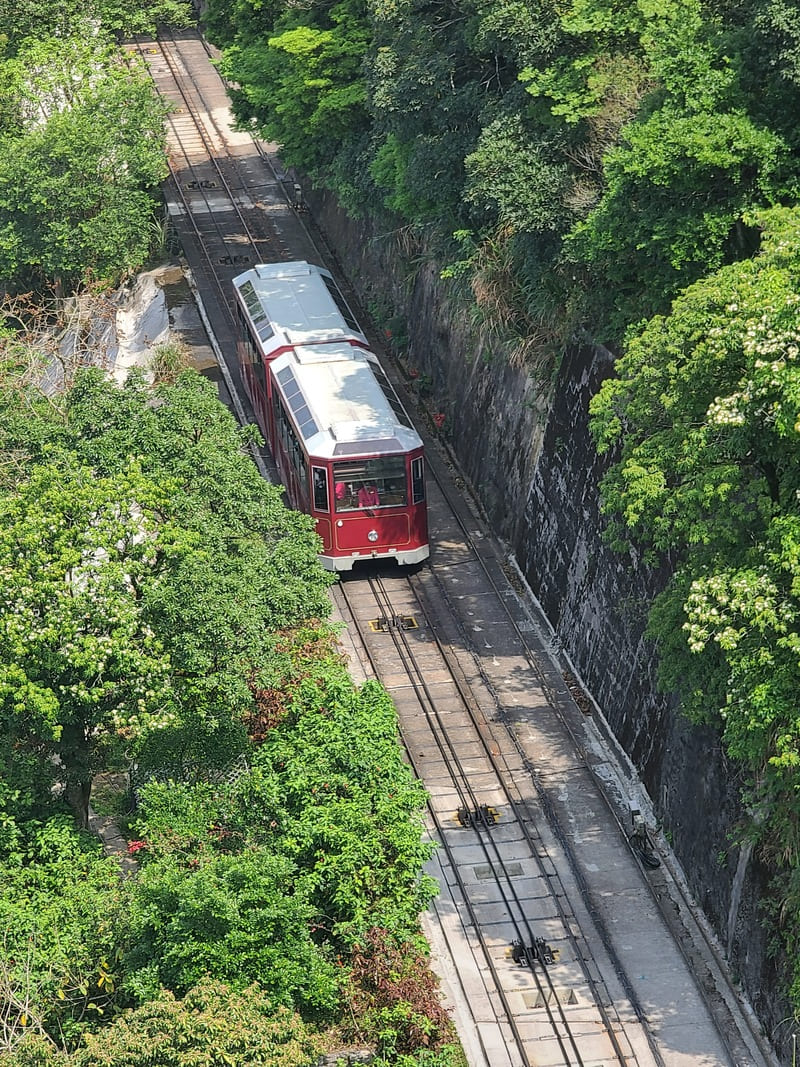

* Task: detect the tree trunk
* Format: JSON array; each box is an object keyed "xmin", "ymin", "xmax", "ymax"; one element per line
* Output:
[
  {"xmin": 58, "ymin": 722, "xmax": 93, "ymax": 830},
  {"xmin": 64, "ymin": 776, "xmax": 92, "ymax": 830}
]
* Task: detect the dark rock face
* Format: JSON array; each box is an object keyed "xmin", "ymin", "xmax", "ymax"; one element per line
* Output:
[{"xmin": 310, "ymin": 189, "xmax": 789, "ymax": 1053}]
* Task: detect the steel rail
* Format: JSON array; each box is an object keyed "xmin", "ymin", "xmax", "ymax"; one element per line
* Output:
[
  {"xmin": 131, "ymin": 36, "xmax": 265, "ymax": 269},
  {"xmin": 406, "ymin": 563, "xmax": 665, "ymax": 1067},
  {"xmin": 335, "ymin": 575, "xmax": 572, "ymax": 1067},
  {"xmin": 338, "ymin": 571, "xmax": 648, "ymax": 1067},
  {"xmin": 386, "ymin": 570, "xmax": 647, "ymax": 1067},
  {"xmin": 406, "ymin": 569, "xmax": 652, "ymax": 1064},
  {"xmin": 365, "ymin": 574, "xmax": 589, "ymax": 1067},
  {"xmin": 367, "ymin": 572, "xmax": 620, "ymax": 1066}
]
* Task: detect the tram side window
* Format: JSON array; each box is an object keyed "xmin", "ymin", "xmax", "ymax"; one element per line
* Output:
[
  {"xmin": 236, "ymin": 306, "xmax": 255, "ymax": 366},
  {"xmin": 312, "ymin": 467, "xmax": 329, "ymax": 511},
  {"xmin": 412, "ymin": 457, "xmax": 425, "ymax": 504},
  {"xmin": 273, "ymin": 391, "xmax": 308, "ymax": 487},
  {"xmin": 237, "ymin": 306, "xmax": 265, "ymax": 387},
  {"xmin": 333, "ymin": 456, "xmax": 408, "ymax": 512}
]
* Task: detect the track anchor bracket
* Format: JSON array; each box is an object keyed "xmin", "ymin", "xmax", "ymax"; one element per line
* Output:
[
  {"xmin": 512, "ymin": 937, "xmax": 558, "ymax": 968},
  {"xmin": 370, "ymin": 615, "xmax": 418, "ymax": 632},
  {"xmin": 456, "ymin": 804, "xmax": 499, "ymax": 828}
]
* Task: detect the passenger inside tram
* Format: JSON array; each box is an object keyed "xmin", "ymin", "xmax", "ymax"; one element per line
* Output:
[
  {"xmin": 333, "ymin": 457, "xmax": 407, "ymax": 512},
  {"xmin": 357, "ymin": 484, "xmax": 380, "ymax": 508}
]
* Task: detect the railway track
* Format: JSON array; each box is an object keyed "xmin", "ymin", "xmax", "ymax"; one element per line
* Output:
[
  {"xmin": 336, "ymin": 568, "xmax": 655, "ymax": 1067},
  {"xmin": 132, "ymin": 25, "xmax": 777, "ymax": 1067}
]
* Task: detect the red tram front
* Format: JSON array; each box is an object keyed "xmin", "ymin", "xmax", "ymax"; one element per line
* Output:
[{"xmin": 232, "ymin": 262, "xmax": 429, "ymax": 570}]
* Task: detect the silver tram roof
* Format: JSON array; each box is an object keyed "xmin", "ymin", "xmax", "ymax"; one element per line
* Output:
[
  {"xmin": 232, "ymin": 261, "xmax": 369, "ymax": 355},
  {"xmin": 271, "ymin": 344, "xmax": 423, "ymax": 460}
]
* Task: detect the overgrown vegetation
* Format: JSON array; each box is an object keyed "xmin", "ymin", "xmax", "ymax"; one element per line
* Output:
[
  {"xmin": 208, "ymin": 0, "xmax": 800, "ymax": 340},
  {"xmin": 0, "ymin": 366, "xmax": 455, "ymax": 1064},
  {"xmin": 0, "ymin": 3, "xmax": 190, "ymax": 291}
]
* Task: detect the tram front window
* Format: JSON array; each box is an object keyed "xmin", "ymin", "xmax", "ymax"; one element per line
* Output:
[{"xmin": 333, "ymin": 457, "xmax": 408, "ymax": 512}]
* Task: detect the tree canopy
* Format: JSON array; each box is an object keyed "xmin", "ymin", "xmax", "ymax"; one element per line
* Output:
[
  {"xmin": 0, "ymin": 369, "xmax": 333, "ymax": 828},
  {"xmin": 589, "ymin": 204, "xmax": 800, "ymax": 998},
  {"xmin": 0, "ymin": 459, "xmax": 180, "ymax": 826},
  {"xmin": 70, "ymin": 983, "xmax": 320, "ymax": 1067},
  {"xmin": 0, "ymin": 38, "xmax": 170, "ymax": 289},
  {"xmin": 206, "ymin": 0, "xmax": 800, "ymax": 335}
]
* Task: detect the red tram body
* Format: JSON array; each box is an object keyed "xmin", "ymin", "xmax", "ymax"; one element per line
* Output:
[{"xmin": 232, "ymin": 261, "xmax": 429, "ymax": 570}]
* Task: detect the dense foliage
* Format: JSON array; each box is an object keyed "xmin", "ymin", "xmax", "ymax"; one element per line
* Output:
[
  {"xmin": 0, "ymin": 23, "xmax": 185, "ymax": 289},
  {"xmin": 125, "ymin": 669, "xmax": 435, "ymax": 1007},
  {"xmin": 0, "ymin": 370, "xmax": 332, "ymax": 828},
  {"xmin": 0, "ymin": 367, "xmax": 452, "ymax": 1064},
  {"xmin": 590, "ymin": 205, "xmax": 800, "ymax": 999},
  {"xmin": 207, "ymin": 0, "xmax": 800, "ymax": 336}
]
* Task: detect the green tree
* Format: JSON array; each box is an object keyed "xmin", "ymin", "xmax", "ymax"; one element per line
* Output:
[
  {"xmin": 124, "ymin": 638, "xmax": 436, "ymax": 1009},
  {"xmin": 520, "ymin": 0, "xmax": 795, "ymax": 326},
  {"xmin": 567, "ymin": 105, "xmax": 787, "ymax": 325},
  {"xmin": 365, "ymin": 0, "xmax": 484, "ymax": 225},
  {"xmin": 589, "ymin": 206, "xmax": 800, "ymax": 999},
  {"xmin": 0, "ymin": 39, "xmax": 169, "ymax": 288},
  {"xmin": 0, "ymin": 369, "xmax": 334, "ymax": 814},
  {"xmin": 0, "ymin": 459, "xmax": 181, "ymax": 825},
  {"xmin": 130, "ymin": 661, "xmax": 436, "ymax": 950},
  {"xmin": 253, "ymin": 675, "xmax": 436, "ymax": 940},
  {"xmin": 464, "ymin": 113, "xmax": 572, "ymax": 238},
  {"xmin": 72, "ymin": 983, "xmax": 320, "ymax": 1067},
  {"xmin": 124, "ymin": 847, "xmax": 340, "ymax": 1012},
  {"xmin": 218, "ymin": 0, "xmax": 370, "ymax": 175},
  {"xmin": 64, "ymin": 372, "xmax": 334, "ymax": 768}
]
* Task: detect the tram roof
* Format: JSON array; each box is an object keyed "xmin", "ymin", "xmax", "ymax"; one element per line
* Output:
[
  {"xmin": 271, "ymin": 344, "xmax": 422, "ymax": 459},
  {"xmin": 232, "ymin": 261, "xmax": 368, "ymax": 352}
]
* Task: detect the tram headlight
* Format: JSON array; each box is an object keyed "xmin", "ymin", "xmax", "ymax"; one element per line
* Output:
[{"xmin": 368, "ymin": 529, "xmax": 379, "ymax": 543}]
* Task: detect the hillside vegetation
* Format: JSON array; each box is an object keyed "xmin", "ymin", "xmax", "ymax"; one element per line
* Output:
[
  {"xmin": 0, "ymin": 368, "xmax": 459, "ymax": 1067},
  {"xmin": 204, "ymin": 0, "xmax": 800, "ymax": 1010},
  {"xmin": 207, "ymin": 0, "xmax": 800, "ymax": 336},
  {"xmin": 0, "ymin": 5, "xmax": 463, "ymax": 1062}
]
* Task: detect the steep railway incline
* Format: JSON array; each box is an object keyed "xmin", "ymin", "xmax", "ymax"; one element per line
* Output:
[{"xmin": 136, "ymin": 25, "xmax": 776, "ymax": 1067}]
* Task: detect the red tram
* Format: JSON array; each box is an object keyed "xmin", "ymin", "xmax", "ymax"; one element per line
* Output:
[{"xmin": 232, "ymin": 261, "xmax": 429, "ymax": 570}]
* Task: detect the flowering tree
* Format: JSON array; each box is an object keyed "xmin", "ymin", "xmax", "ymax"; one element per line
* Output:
[
  {"xmin": 0, "ymin": 460, "xmax": 181, "ymax": 827},
  {"xmin": 590, "ymin": 205, "xmax": 800, "ymax": 997},
  {"xmin": 0, "ymin": 369, "xmax": 334, "ymax": 825}
]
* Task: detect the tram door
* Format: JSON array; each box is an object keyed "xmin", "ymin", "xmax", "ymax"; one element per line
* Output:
[{"xmin": 311, "ymin": 465, "xmax": 332, "ymax": 552}]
